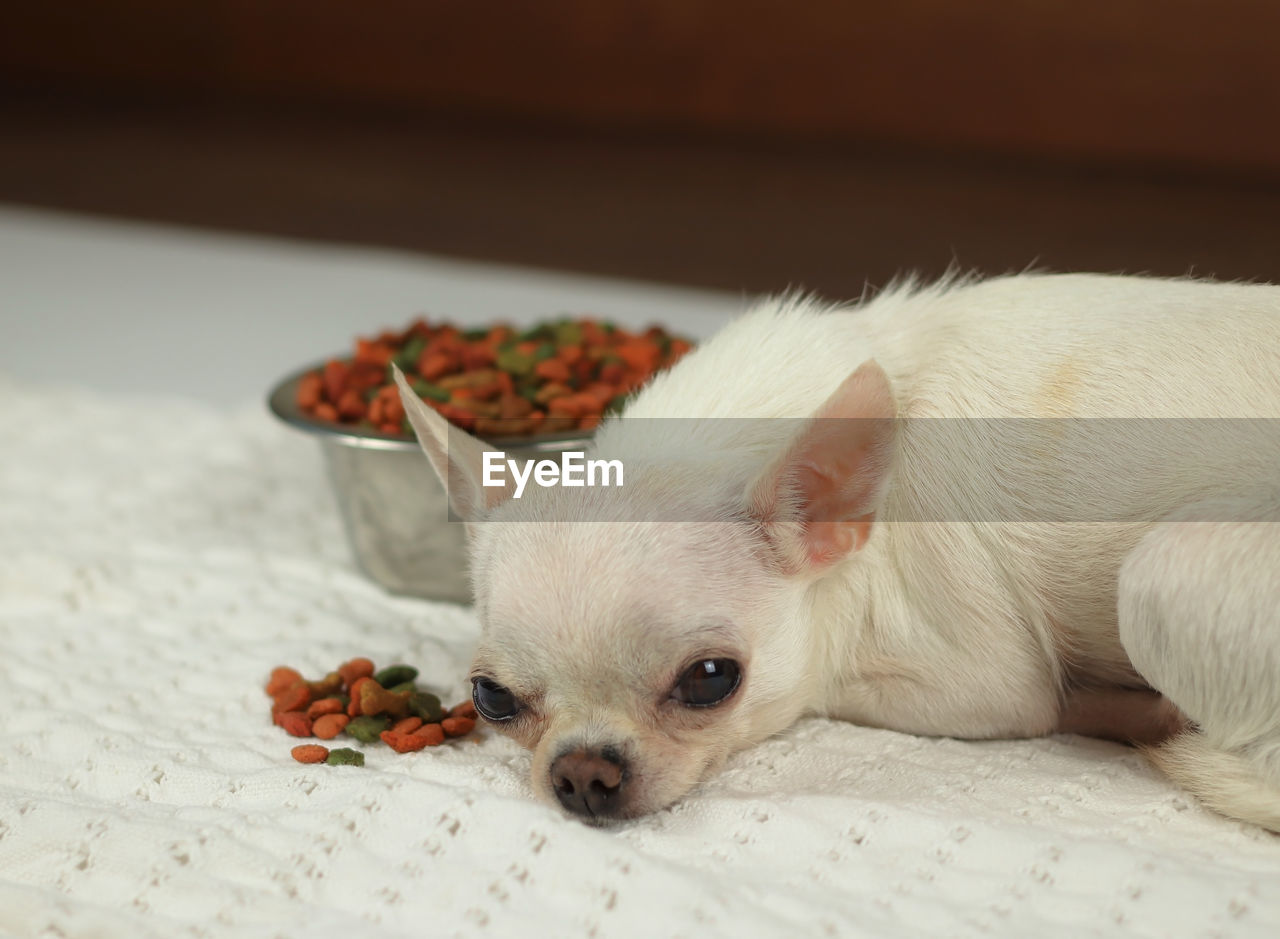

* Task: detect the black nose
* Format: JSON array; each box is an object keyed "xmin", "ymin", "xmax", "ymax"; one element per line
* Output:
[{"xmin": 550, "ymin": 747, "xmax": 627, "ymax": 818}]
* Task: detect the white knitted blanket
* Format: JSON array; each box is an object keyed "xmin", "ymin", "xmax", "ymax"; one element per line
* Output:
[{"xmin": 3, "ymin": 367, "xmax": 1280, "ymax": 935}]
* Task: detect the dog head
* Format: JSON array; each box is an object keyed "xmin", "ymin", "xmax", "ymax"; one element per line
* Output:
[{"xmin": 394, "ymin": 358, "xmax": 895, "ymax": 821}]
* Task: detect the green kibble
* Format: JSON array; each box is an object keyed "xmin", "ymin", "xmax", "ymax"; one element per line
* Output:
[
  {"xmin": 387, "ymin": 681, "xmax": 417, "ymax": 695},
  {"xmin": 534, "ymin": 342, "xmax": 557, "ymax": 362},
  {"xmin": 395, "ymin": 335, "xmax": 427, "ymax": 370},
  {"xmin": 373, "ymin": 665, "xmax": 419, "ymax": 687},
  {"xmin": 344, "ymin": 715, "xmax": 391, "ymax": 743},
  {"xmin": 407, "ymin": 691, "xmax": 445, "ymax": 723},
  {"xmin": 554, "ymin": 322, "xmax": 582, "ymax": 346},
  {"xmin": 517, "ymin": 324, "xmax": 554, "ymax": 342},
  {"xmin": 326, "ymin": 748, "xmax": 365, "ymax": 767},
  {"xmin": 496, "ymin": 350, "xmax": 535, "ymax": 376},
  {"xmin": 410, "ymin": 379, "xmax": 450, "ymax": 403}
]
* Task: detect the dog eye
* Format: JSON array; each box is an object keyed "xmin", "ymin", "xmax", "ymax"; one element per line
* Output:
[
  {"xmin": 673, "ymin": 659, "xmax": 741, "ymax": 708},
  {"xmin": 472, "ymin": 677, "xmax": 521, "ymax": 721}
]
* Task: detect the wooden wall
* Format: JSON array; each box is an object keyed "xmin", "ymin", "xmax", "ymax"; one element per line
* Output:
[{"xmin": 4, "ymin": 1, "xmax": 1280, "ymax": 173}]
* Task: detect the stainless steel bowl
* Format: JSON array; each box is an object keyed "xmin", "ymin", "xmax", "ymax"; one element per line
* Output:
[{"xmin": 268, "ymin": 363, "xmax": 590, "ymax": 603}]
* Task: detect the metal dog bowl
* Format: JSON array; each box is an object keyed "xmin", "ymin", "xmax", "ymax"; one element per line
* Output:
[{"xmin": 268, "ymin": 363, "xmax": 591, "ymax": 603}]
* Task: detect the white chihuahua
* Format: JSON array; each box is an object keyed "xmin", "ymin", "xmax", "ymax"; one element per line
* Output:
[{"xmin": 395, "ymin": 273, "xmax": 1280, "ymax": 830}]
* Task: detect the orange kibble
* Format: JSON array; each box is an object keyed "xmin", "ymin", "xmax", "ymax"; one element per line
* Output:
[
  {"xmin": 580, "ymin": 383, "xmax": 616, "ymax": 405},
  {"xmin": 441, "ymin": 716, "xmax": 476, "ymax": 737},
  {"xmin": 291, "ymin": 745, "xmax": 330, "ymax": 764},
  {"xmin": 534, "ymin": 358, "xmax": 571, "ymax": 383},
  {"xmin": 347, "ymin": 677, "xmax": 372, "ymax": 716},
  {"xmin": 448, "ymin": 700, "xmax": 477, "ymax": 720},
  {"xmin": 354, "ymin": 338, "xmax": 394, "ymax": 366},
  {"xmin": 313, "ymin": 713, "xmax": 351, "ymax": 740},
  {"xmin": 382, "ymin": 395, "xmax": 405, "ymax": 426},
  {"xmin": 277, "ymin": 712, "xmax": 314, "ymax": 737},
  {"xmin": 598, "ymin": 361, "xmax": 626, "ymax": 385},
  {"xmin": 461, "ymin": 345, "xmax": 496, "ymax": 370},
  {"xmin": 322, "ymin": 359, "xmax": 349, "ymax": 403},
  {"xmin": 392, "ymin": 716, "xmax": 424, "ymax": 734},
  {"xmin": 306, "ymin": 698, "xmax": 345, "ymax": 719},
  {"xmin": 265, "ymin": 666, "xmax": 303, "ymax": 696},
  {"xmin": 380, "ymin": 730, "xmax": 430, "ymax": 753},
  {"xmin": 338, "ymin": 657, "xmax": 376, "ymax": 688},
  {"xmin": 418, "ymin": 351, "xmax": 455, "ymax": 381},
  {"xmin": 336, "ymin": 388, "xmax": 366, "ymax": 421},
  {"xmin": 547, "ymin": 396, "xmax": 586, "ymax": 418},
  {"xmin": 313, "ymin": 402, "xmax": 338, "ymax": 422},
  {"xmin": 295, "ymin": 374, "xmax": 323, "ymax": 411},
  {"xmin": 272, "ymin": 682, "xmax": 312, "ymax": 714},
  {"xmin": 416, "ymin": 724, "xmax": 446, "ymax": 746}
]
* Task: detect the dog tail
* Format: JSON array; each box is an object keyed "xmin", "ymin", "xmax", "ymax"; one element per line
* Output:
[{"xmin": 1146, "ymin": 731, "xmax": 1280, "ymax": 833}]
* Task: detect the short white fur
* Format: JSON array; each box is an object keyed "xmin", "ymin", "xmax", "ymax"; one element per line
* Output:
[{"xmin": 396, "ymin": 272, "xmax": 1280, "ymax": 829}]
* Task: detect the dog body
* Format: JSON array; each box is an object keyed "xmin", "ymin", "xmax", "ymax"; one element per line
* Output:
[{"xmin": 398, "ymin": 273, "xmax": 1280, "ymax": 828}]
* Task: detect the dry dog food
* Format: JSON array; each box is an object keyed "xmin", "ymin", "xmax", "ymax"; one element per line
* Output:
[
  {"xmin": 296, "ymin": 316, "xmax": 693, "ymax": 437},
  {"xmin": 267, "ymin": 657, "xmax": 477, "ymax": 765}
]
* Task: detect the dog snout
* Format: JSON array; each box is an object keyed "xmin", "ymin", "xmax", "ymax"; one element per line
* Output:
[{"xmin": 550, "ymin": 746, "xmax": 627, "ymax": 819}]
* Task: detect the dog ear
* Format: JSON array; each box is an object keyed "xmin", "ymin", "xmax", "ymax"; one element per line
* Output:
[
  {"xmin": 745, "ymin": 359, "xmax": 897, "ymax": 573},
  {"xmin": 393, "ymin": 365, "xmax": 512, "ymax": 520}
]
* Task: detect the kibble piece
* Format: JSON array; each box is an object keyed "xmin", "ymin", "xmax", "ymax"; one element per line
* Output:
[
  {"xmin": 277, "ymin": 712, "xmax": 314, "ymax": 737},
  {"xmin": 272, "ymin": 682, "xmax": 312, "ymax": 714},
  {"xmin": 441, "ymin": 716, "xmax": 476, "ymax": 738},
  {"xmin": 360, "ymin": 681, "xmax": 411, "ymax": 718},
  {"xmin": 313, "ymin": 713, "xmax": 351, "ymax": 740},
  {"xmin": 306, "ymin": 698, "xmax": 345, "ymax": 719},
  {"xmin": 381, "ymin": 730, "xmax": 431, "ymax": 753},
  {"xmin": 407, "ymin": 691, "xmax": 445, "ymax": 723},
  {"xmin": 266, "ymin": 667, "xmax": 304, "ymax": 696},
  {"xmin": 307, "ymin": 671, "xmax": 344, "ymax": 696},
  {"xmin": 346, "ymin": 677, "xmax": 373, "ymax": 716},
  {"xmin": 326, "ymin": 748, "xmax": 365, "ymax": 767},
  {"xmin": 387, "ymin": 681, "xmax": 417, "ymax": 695},
  {"xmin": 448, "ymin": 700, "xmax": 478, "ymax": 721},
  {"xmin": 391, "ymin": 716, "xmax": 423, "ymax": 735},
  {"xmin": 344, "ymin": 715, "xmax": 391, "ymax": 743},
  {"xmin": 416, "ymin": 723, "xmax": 446, "ymax": 747},
  {"xmin": 291, "ymin": 745, "xmax": 329, "ymax": 764},
  {"xmin": 373, "ymin": 665, "xmax": 419, "ymax": 688},
  {"xmin": 337, "ymin": 657, "xmax": 375, "ymax": 687}
]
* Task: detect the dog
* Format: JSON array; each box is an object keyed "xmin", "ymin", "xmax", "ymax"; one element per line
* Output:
[{"xmin": 395, "ymin": 272, "xmax": 1280, "ymax": 830}]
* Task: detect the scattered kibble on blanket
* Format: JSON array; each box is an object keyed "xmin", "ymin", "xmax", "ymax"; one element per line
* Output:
[
  {"xmin": 268, "ymin": 657, "xmax": 477, "ymax": 765},
  {"xmin": 325, "ymin": 748, "xmax": 365, "ymax": 767}
]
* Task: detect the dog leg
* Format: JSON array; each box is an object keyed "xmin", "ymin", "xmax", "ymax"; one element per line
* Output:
[{"xmin": 1117, "ymin": 495, "xmax": 1280, "ymax": 832}]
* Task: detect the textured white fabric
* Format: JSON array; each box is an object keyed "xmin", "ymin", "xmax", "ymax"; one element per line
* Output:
[{"xmin": 2, "ymin": 376, "xmax": 1279, "ymax": 939}]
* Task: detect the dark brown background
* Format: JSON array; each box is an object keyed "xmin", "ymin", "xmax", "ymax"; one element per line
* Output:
[{"xmin": 3, "ymin": 0, "xmax": 1279, "ymax": 298}]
